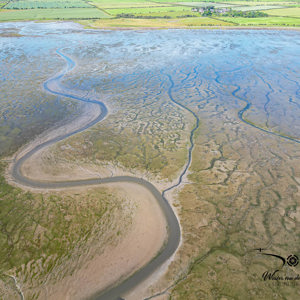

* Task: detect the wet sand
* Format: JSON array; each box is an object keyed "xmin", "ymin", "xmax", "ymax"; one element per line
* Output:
[{"xmin": 38, "ymin": 182, "xmax": 167, "ymax": 300}]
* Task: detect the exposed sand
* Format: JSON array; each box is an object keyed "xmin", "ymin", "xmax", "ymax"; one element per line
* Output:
[
  {"xmin": 38, "ymin": 182, "xmax": 167, "ymax": 300},
  {"xmin": 18, "ymin": 142, "xmax": 179, "ymax": 196}
]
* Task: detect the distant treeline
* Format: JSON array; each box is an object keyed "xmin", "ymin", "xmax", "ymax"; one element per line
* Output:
[
  {"xmin": 222, "ymin": 10, "xmax": 268, "ymax": 18},
  {"xmin": 116, "ymin": 13, "xmax": 197, "ymax": 19},
  {"xmin": 199, "ymin": 6, "xmax": 268, "ymax": 18},
  {"xmin": 116, "ymin": 10, "xmax": 268, "ymax": 20}
]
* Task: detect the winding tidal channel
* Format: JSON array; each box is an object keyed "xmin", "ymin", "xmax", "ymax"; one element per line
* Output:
[
  {"xmin": 11, "ymin": 50, "xmax": 188, "ymax": 300},
  {"xmin": 11, "ymin": 45, "xmax": 299, "ymax": 300}
]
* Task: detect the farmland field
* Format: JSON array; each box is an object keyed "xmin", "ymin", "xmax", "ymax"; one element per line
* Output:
[
  {"xmin": 176, "ymin": 1, "xmax": 238, "ymax": 7},
  {"xmin": 177, "ymin": 1, "xmax": 239, "ymax": 7},
  {"xmin": 220, "ymin": 15, "xmax": 300, "ymax": 25},
  {"xmin": 89, "ymin": 0, "xmax": 171, "ymax": 8},
  {"xmin": 105, "ymin": 6, "xmax": 196, "ymax": 16},
  {"xmin": 266, "ymin": 7, "xmax": 300, "ymax": 17},
  {"xmin": 209, "ymin": 0, "xmax": 299, "ymax": 3},
  {"xmin": 113, "ymin": 10, "xmax": 200, "ymax": 18},
  {"xmin": 0, "ymin": 8, "xmax": 111, "ymax": 20},
  {"xmin": 84, "ymin": 16, "xmax": 234, "ymax": 27},
  {"xmin": 232, "ymin": 5, "xmax": 284, "ymax": 10},
  {"xmin": 0, "ymin": 0, "xmax": 300, "ymax": 26},
  {"xmin": 210, "ymin": 0, "xmax": 296, "ymax": 3},
  {"xmin": 4, "ymin": 0, "xmax": 92, "ymax": 9},
  {"xmin": 0, "ymin": 1, "xmax": 7, "ymax": 8}
]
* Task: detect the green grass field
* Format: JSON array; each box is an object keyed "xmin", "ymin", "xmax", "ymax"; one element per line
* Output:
[
  {"xmin": 266, "ymin": 7, "xmax": 300, "ymax": 16},
  {"xmin": 124, "ymin": 10, "xmax": 200, "ymax": 17},
  {"xmin": 106, "ymin": 5, "xmax": 195, "ymax": 16},
  {"xmin": 176, "ymin": 1, "xmax": 237, "ymax": 7},
  {"xmin": 0, "ymin": 7, "xmax": 111, "ymax": 20},
  {"xmin": 4, "ymin": 0, "xmax": 92, "ymax": 9},
  {"xmin": 210, "ymin": 0, "xmax": 298, "ymax": 2},
  {"xmin": 0, "ymin": 1, "xmax": 7, "ymax": 9},
  {"xmin": 89, "ymin": 0, "xmax": 171, "ymax": 8},
  {"xmin": 85, "ymin": 16, "xmax": 234, "ymax": 27},
  {"xmin": 232, "ymin": 5, "xmax": 284, "ymax": 10},
  {"xmin": 220, "ymin": 15, "xmax": 300, "ymax": 25},
  {"xmin": 0, "ymin": 0, "xmax": 300, "ymax": 31},
  {"xmin": 225, "ymin": 1, "xmax": 296, "ymax": 4}
]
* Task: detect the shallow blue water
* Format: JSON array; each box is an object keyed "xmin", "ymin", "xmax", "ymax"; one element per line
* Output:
[{"xmin": 0, "ymin": 22, "xmax": 299, "ymax": 141}]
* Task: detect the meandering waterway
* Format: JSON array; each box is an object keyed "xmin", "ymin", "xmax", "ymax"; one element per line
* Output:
[{"xmin": 11, "ymin": 50, "xmax": 181, "ymax": 300}]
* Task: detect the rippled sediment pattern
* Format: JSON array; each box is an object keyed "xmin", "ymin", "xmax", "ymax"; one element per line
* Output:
[
  {"xmin": 1, "ymin": 23, "xmax": 298, "ymax": 147},
  {"xmin": 52, "ymin": 26, "xmax": 300, "ymax": 142},
  {"xmin": 45, "ymin": 26, "xmax": 300, "ymax": 183}
]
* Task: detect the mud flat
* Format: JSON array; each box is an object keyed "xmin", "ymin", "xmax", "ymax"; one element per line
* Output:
[
  {"xmin": 37, "ymin": 182, "xmax": 167, "ymax": 300},
  {"xmin": 1, "ymin": 22, "xmax": 299, "ymax": 300}
]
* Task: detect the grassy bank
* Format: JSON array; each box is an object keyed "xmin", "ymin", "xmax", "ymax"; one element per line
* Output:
[{"xmin": 0, "ymin": 162, "xmax": 133, "ymax": 299}]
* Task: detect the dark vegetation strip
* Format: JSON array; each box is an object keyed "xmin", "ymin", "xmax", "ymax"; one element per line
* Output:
[{"xmin": 162, "ymin": 73, "xmax": 200, "ymax": 196}]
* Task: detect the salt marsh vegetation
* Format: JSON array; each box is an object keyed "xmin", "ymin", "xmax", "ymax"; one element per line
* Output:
[{"xmin": 0, "ymin": 23, "xmax": 299, "ymax": 299}]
